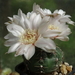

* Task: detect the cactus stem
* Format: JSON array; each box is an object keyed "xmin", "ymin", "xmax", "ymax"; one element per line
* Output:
[
  {"xmin": 25, "ymin": 64, "xmax": 29, "ymax": 71},
  {"xmin": 25, "ymin": 47, "xmax": 64, "ymax": 73},
  {"xmin": 40, "ymin": 57, "xmax": 43, "ymax": 60}
]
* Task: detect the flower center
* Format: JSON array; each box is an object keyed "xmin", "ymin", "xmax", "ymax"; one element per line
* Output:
[
  {"xmin": 48, "ymin": 25, "xmax": 59, "ymax": 30},
  {"xmin": 20, "ymin": 29, "xmax": 38, "ymax": 44}
]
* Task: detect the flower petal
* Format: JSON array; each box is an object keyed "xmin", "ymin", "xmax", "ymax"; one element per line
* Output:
[
  {"xmin": 15, "ymin": 44, "xmax": 25, "ymax": 56},
  {"xmin": 59, "ymin": 17, "xmax": 71, "ymax": 23},
  {"xmin": 44, "ymin": 9, "xmax": 51, "ymax": 15},
  {"xmin": 7, "ymin": 24, "xmax": 24, "ymax": 37},
  {"xmin": 23, "ymin": 44, "xmax": 32, "ymax": 53},
  {"xmin": 24, "ymin": 17, "xmax": 32, "ymax": 29},
  {"xmin": 33, "ymin": 14, "xmax": 41, "ymax": 29},
  {"xmin": 35, "ymin": 37, "xmax": 56, "ymax": 53},
  {"xmin": 68, "ymin": 21, "xmax": 74, "ymax": 25},
  {"xmin": 18, "ymin": 9, "xmax": 23, "ymax": 17},
  {"xmin": 55, "ymin": 28, "xmax": 71, "ymax": 41},
  {"xmin": 17, "ymin": 9, "xmax": 26, "ymax": 28},
  {"xmin": 8, "ymin": 17, "xmax": 13, "ymax": 21},
  {"xmin": 56, "ymin": 36, "xmax": 69, "ymax": 41},
  {"xmin": 4, "ymin": 33, "xmax": 16, "ymax": 39},
  {"xmin": 13, "ymin": 15, "xmax": 20, "ymax": 24},
  {"xmin": 42, "ymin": 30, "xmax": 60, "ymax": 38},
  {"xmin": 27, "ymin": 12, "xmax": 31, "ymax": 18},
  {"xmin": 38, "ymin": 22, "xmax": 48, "ymax": 35},
  {"xmin": 7, "ymin": 24, "xmax": 24, "ymax": 33},
  {"xmin": 7, "ymin": 43, "xmax": 20, "ymax": 53},
  {"xmin": 24, "ymin": 45, "xmax": 35, "ymax": 60},
  {"xmin": 58, "ymin": 9, "xmax": 65, "ymax": 15},
  {"xmin": 33, "ymin": 3, "xmax": 40, "ymax": 12},
  {"xmin": 4, "ymin": 38, "xmax": 18, "ymax": 47},
  {"xmin": 59, "ymin": 28, "xmax": 71, "ymax": 36},
  {"xmin": 29, "ymin": 13, "xmax": 36, "ymax": 23}
]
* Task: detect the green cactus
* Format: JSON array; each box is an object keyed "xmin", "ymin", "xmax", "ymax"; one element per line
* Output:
[{"xmin": 23, "ymin": 47, "xmax": 64, "ymax": 74}]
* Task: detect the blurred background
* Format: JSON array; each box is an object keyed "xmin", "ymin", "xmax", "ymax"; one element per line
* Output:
[{"xmin": 0, "ymin": 0, "xmax": 75, "ymax": 71}]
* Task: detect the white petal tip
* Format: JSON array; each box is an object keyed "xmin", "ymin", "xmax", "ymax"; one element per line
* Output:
[
  {"xmin": 68, "ymin": 21, "xmax": 75, "ymax": 25},
  {"xmin": 8, "ymin": 17, "xmax": 13, "ymax": 21},
  {"xmin": 5, "ymin": 22, "xmax": 10, "ymax": 25},
  {"xmin": 33, "ymin": 3, "xmax": 36, "ymax": 6},
  {"xmin": 18, "ymin": 9, "xmax": 22, "ymax": 12}
]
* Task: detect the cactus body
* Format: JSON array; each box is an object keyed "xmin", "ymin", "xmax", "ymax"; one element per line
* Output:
[{"xmin": 23, "ymin": 47, "xmax": 63, "ymax": 74}]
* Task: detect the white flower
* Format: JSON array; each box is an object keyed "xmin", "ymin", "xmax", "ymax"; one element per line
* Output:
[
  {"xmin": 38, "ymin": 19, "xmax": 71, "ymax": 41},
  {"xmin": 33, "ymin": 3, "xmax": 74, "ymax": 25},
  {"xmin": 4, "ymin": 9, "xmax": 56, "ymax": 60},
  {"xmin": 33, "ymin": 3, "xmax": 74, "ymax": 41}
]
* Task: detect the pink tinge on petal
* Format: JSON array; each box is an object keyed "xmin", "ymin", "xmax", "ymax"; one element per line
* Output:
[{"xmin": 15, "ymin": 44, "xmax": 26, "ymax": 56}]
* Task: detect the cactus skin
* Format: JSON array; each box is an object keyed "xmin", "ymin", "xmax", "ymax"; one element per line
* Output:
[{"xmin": 23, "ymin": 47, "xmax": 64, "ymax": 74}]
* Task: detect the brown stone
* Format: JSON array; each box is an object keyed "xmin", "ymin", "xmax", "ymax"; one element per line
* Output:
[
  {"xmin": 54, "ymin": 71, "xmax": 58, "ymax": 75},
  {"xmin": 66, "ymin": 66, "xmax": 72, "ymax": 72},
  {"xmin": 60, "ymin": 64, "xmax": 67, "ymax": 74}
]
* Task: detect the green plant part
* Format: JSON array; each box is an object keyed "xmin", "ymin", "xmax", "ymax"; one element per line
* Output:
[
  {"xmin": 1, "ymin": 68, "xmax": 12, "ymax": 75},
  {"xmin": 23, "ymin": 47, "xmax": 64, "ymax": 74}
]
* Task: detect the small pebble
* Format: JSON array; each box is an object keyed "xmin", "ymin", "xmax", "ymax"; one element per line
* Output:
[
  {"xmin": 60, "ymin": 64, "xmax": 67, "ymax": 74},
  {"xmin": 64, "ymin": 62, "xmax": 69, "ymax": 66},
  {"xmin": 54, "ymin": 71, "xmax": 58, "ymax": 75},
  {"xmin": 66, "ymin": 65, "xmax": 72, "ymax": 72},
  {"xmin": 59, "ymin": 73, "xmax": 62, "ymax": 75}
]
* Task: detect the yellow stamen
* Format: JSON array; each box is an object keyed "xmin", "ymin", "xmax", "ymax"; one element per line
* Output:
[
  {"xmin": 19, "ymin": 29, "xmax": 38, "ymax": 44},
  {"xmin": 48, "ymin": 25, "xmax": 59, "ymax": 30}
]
